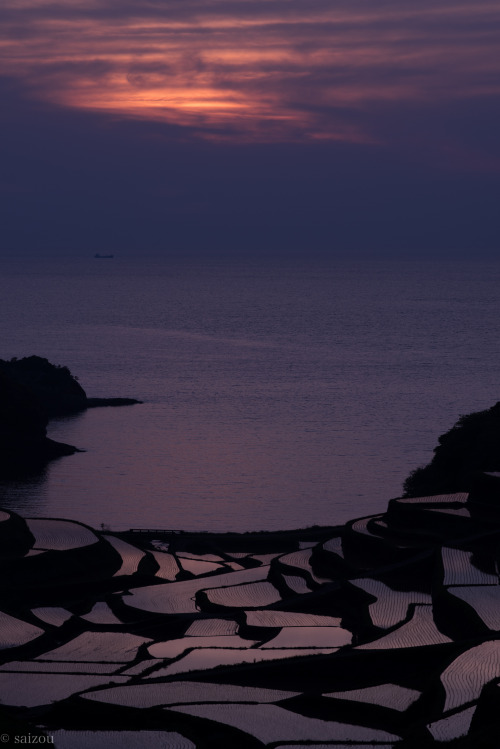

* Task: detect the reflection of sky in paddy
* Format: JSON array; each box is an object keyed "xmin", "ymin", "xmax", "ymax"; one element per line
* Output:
[
  {"xmin": 0, "ymin": 611, "xmax": 44, "ymax": 648},
  {"xmin": 124, "ymin": 566, "xmax": 270, "ymax": 614},
  {"xmin": 261, "ymin": 626, "xmax": 351, "ymax": 649},
  {"xmin": 356, "ymin": 605, "xmax": 451, "ymax": 650},
  {"xmin": 103, "ymin": 535, "xmax": 145, "ymax": 576},
  {"xmin": 82, "ymin": 680, "xmax": 299, "ymax": 708},
  {"xmin": 177, "ymin": 557, "xmax": 225, "ymax": 575},
  {"xmin": 169, "ymin": 703, "xmax": 400, "ymax": 743},
  {"xmin": 148, "ymin": 634, "xmax": 257, "ymax": 659},
  {"xmin": 145, "ymin": 647, "xmax": 339, "ymax": 678},
  {"xmin": 0, "ymin": 673, "xmax": 129, "ymax": 708}
]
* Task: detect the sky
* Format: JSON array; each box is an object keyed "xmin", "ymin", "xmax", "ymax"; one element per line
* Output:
[{"xmin": 1, "ymin": 0, "xmax": 499, "ymax": 258}]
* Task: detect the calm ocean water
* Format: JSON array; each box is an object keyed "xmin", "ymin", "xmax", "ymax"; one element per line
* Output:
[{"xmin": 0, "ymin": 255, "xmax": 499, "ymax": 531}]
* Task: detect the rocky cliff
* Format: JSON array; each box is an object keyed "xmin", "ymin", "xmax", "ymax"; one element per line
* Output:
[
  {"xmin": 0, "ymin": 368, "xmax": 77, "ymax": 477},
  {"xmin": 0, "ymin": 356, "xmax": 141, "ymax": 477}
]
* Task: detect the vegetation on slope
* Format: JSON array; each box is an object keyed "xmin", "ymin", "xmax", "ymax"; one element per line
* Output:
[{"xmin": 403, "ymin": 402, "xmax": 500, "ymax": 497}]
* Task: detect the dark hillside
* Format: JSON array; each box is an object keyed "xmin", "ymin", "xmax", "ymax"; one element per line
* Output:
[
  {"xmin": 0, "ymin": 356, "xmax": 87, "ymax": 416},
  {"xmin": 0, "ymin": 368, "xmax": 77, "ymax": 477},
  {"xmin": 403, "ymin": 402, "xmax": 500, "ymax": 497}
]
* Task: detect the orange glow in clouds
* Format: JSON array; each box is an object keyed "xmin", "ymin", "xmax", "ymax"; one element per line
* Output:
[{"xmin": 1, "ymin": 1, "xmax": 499, "ymax": 142}]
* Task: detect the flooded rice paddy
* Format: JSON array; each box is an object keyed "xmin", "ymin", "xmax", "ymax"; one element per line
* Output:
[{"xmin": 2, "ymin": 487, "xmax": 500, "ymax": 745}]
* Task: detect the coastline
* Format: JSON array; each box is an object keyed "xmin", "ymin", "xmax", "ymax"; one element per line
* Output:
[
  {"xmin": 0, "ymin": 356, "xmax": 142, "ymax": 481},
  {"xmin": 3, "ymin": 361, "xmax": 500, "ymax": 744}
]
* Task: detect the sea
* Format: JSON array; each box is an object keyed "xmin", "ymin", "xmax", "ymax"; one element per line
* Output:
[{"xmin": 0, "ymin": 254, "xmax": 499, "ymax": 532}]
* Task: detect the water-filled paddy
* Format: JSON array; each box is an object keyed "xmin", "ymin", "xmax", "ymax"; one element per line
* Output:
[
  {"xmin": 324, "ymin": 683, "xmax": 421, "ymax": 711},
  {"xmin": 36, "ymin": 631, "xmax": 152, "ymax": 662},
  {"xmin": 0, "ymin": 610, "xmax": 44, "ymax": 648},
  {"xmin": 2, "ymin": 483, "xmax": 500, "ymax": 745},
  {"xmin": 168, "ymin": 703, "xmax": 401, "ymax": 743},
  {"xmin": 0, "ymin": 672, "xmax": 129, "ymax": 707},
  {"xmin": 103, "ymin": 535, "xmax": 145, "ymax": 576},
  {"xmin": 26, "ymin": 518, "xmax": 98, "ymax": 550},
  {"xmin": 356, "ymin": 605, "xmax": 452, "ymax": 650},
  {"xmin": 83, "ymin": 680, "xmax": 299, "ymax": 708}
]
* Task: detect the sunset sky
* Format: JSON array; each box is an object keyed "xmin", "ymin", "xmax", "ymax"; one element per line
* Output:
[{"xmin": 1, "ymin": 0, "xmax": 499, "ymax": 256}]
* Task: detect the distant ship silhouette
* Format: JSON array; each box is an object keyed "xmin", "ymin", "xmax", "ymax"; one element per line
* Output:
[{"xmin": 94, "ymin": 253, "xmax": 114, "ymax": 258}]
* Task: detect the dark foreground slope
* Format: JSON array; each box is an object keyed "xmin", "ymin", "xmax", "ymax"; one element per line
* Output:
[
  {"xmin": 0, "ymin": 369, "xmax": 77, "ymax": 477},
  {"xmin": 0, "ymin": 356, "xmax": 141, "ymax": 478},
  {"xmin": 404, "ymin": 402, "xmax": 500, "ymax": 498}
]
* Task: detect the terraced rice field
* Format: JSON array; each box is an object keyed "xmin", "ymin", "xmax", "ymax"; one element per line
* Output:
[
  {"xmin": 167, "ymin": 703, "xmax": 401, "ymax": 743},
  {"xmin": 261, "ymin": 626, "xmax": 351, "ymax": 649},
  {"xmin": 81, "ymin": 602, "xmax": 123, "ymax": 625},
  {"xmin": 184, "ymin": 618, "xmax": 239, "ymax": 636},
  {"xmin": 322, "ymin": 536, "xmax": 344, "ymax": 557},
  {"xmin": 244, "ymin": 610, "xmax": 342, "ymax": 628},
  {"xmin": 252, "ymin": 553, "xmax": 283, "ymax": 565},
  {"xmin": 427, "ymin": 507, "xmax": 471, "ymax": 519},
  {"xmin": 0, "ymin": 661, "xmax": 121, "ymax": 674},
  {"xmin": 36, "ymin": 631, "xmax": 152, "ymax": 662},
  {"xmin": 395, "ymin": 493, "xmax": 468, "ymax": 505},
  {"xmin": 370, "ymin": 521, "xmax": 414, "ymax": 550},
  {"xmin": 150, "ymin": 550, "xmax": 179, "ymax": 580},
  {"xmin": 121, "ymin": 659, "xmax": 158, "ymax": 676},
  {"xmin": 448, "ymin": 586, "xmax": 500, "ymax": 630},
  {"xmin": 177, "ymin": 557, "xmax": 225, "ymax": 576},
  {"xmin": 356, "ymin": 605, "xmax": 451, "ymax": 650},
  {"xmin": 5, "ymin": 491, "xmax": 500, "ymax": 745},
  {"xmin": 148, "ymin": 634, "xmax": 257, "ymax": 659},
  {"xmin": 351, "ymin": 516, "xmax": 382, "ymax": 537},
  {"xmin": 428, "ymin": 705, "xmax": 477, "ymax": 742},
  {"xmin": 31, "ymin": 606, "xmax": 73, "ymax": 626},
  {"xmin": 282, "ymin": 575, "xmax": 311, "ymax": 595},
  {"xmin": 51, "ymin": 731, "xmax": 195, "ymax": 749},
  {"xmin": 0, "ymin": 673, "xmax": 128, "ymax": 707},
  {"xmin": 324, "ymin": 683, "xmax": 421, "ymax": 711},
  {"xmin": 124, "ymin": 566, "xmax": 271, "ymax": 614},
  {"xmin": 82, "ymin": 680, "xmax": 299, "ymax": 708},
  {"xmin": 103, "ymin": 535, "xmax": 145, "ymax": 576},
  {"xmin": 441, "ymin": 640, "xmax": 500, "ymax": 711},
  {"xmin": 277, "ymin": 549, "xmax": 331, "ymax": 584},
  {"xmin": 279, "ymin": 549, "xmax": 321, "ymax": 578},
  {"xmin": 205, "ymin": 581, "xmax": 282, "ymax": 608},
  {"xmin": 0, "ymin": 610, "xmax": 44, "ymax": 648},
  {"xmin": 350, "ymin": 578, "xmax": 431, "ymax": 629},
  {"xmin": 177, "ymin": 553, "xmax": 224, "ymax": 563},
  {"xmin": 26, "ymin": 518, "xmax": 98, "ymax": 550},
  {"xmin": 143, "ymin": 647, "xmax": 337, "ymax": 677},
  {"xmin": 442, "ymin": 547, "xmax": 498, "ymax": 586}
]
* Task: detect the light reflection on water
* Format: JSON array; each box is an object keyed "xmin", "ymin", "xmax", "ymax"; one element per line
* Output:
[{"xmin": 1, "ymin": 257, "xmax": 500, "ymax": 531}]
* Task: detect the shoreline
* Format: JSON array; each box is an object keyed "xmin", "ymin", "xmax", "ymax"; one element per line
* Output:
[{"xmin": 3, "ymin": 361, "xmax": 500, "ymax": 744}]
